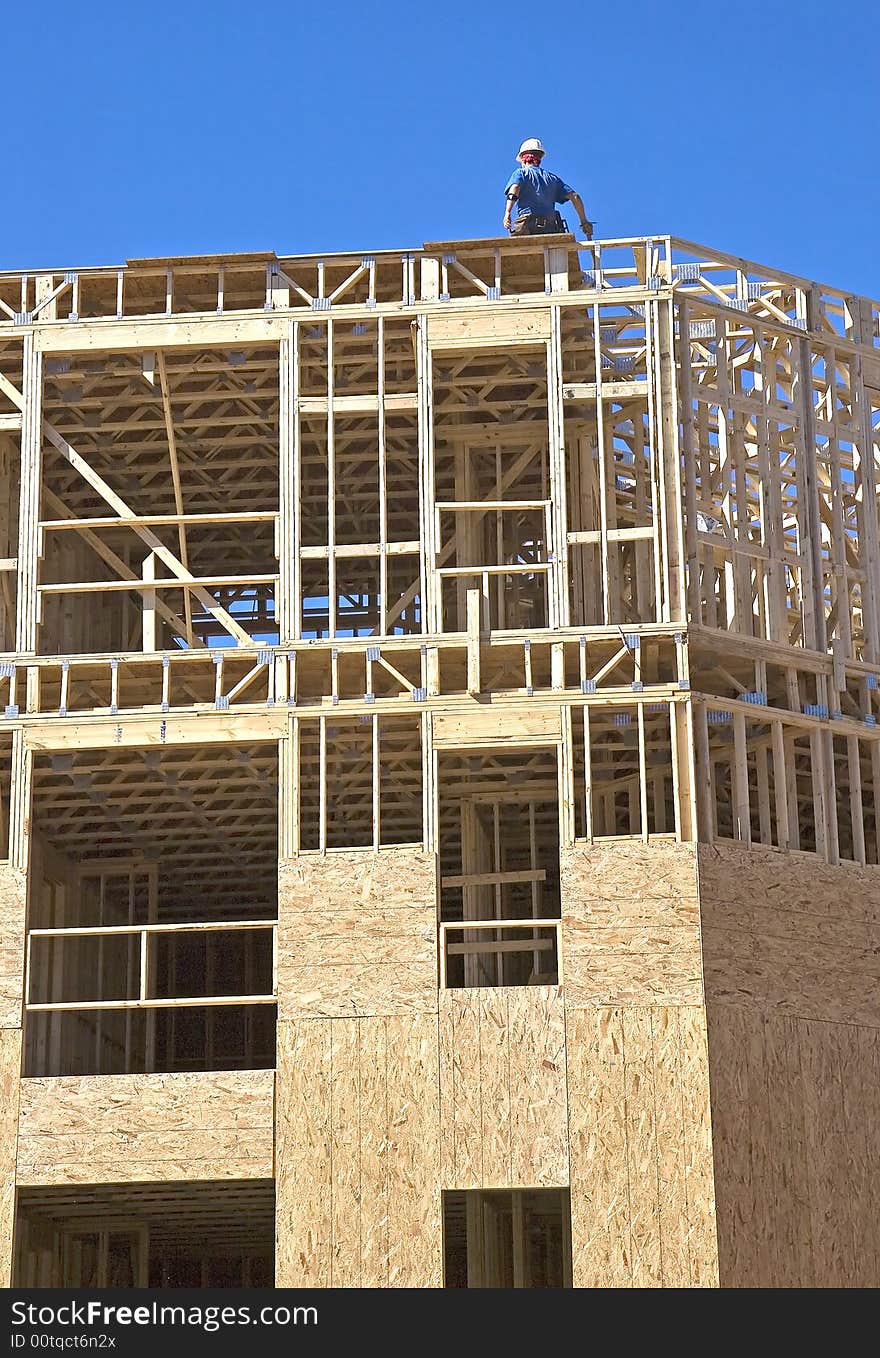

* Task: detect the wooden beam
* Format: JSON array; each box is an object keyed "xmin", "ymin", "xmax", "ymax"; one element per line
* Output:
[{"xmin": 156, "ymin": 352, "xmax": 194, "ymax": 645}]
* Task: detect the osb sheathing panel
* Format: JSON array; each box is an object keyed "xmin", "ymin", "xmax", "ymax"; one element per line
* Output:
[
  {"xmin": 16, "ymin": 1070, "xmax": 274, "ymax": 1185},
  {"xmin": 700, "ymin": 842, "xmax": 880, "ymax": 1285},
  {"xmin": 278, "ymin": 850, "xmax": 437, "ymax": 1019},
  {"xmin": 560, "ymin": 841, "xmax": 702, "ymax": 1007},
  {"xmin": 699, "ymin": 843, "xmax": 880, "ymax": 1025},
  {"xmin": 0, "ymin": 1028, "xmax": 22, "ymax": 1287},
  {"xmin": 707, "ymin": 1006, "xmax": 880, "ymax": 1287},
  {"xmin": 276, "ymin": 1015, "xmax": 441, "ymax": 1288},
  {"xmin": 566, "ymin": 1005, "xmax": 718, "ymax": 1288},
  {"xmin": 0, "ymin": 864, "xmax": 26, "ymax": 1028},
  {"xmin": 438, "ymin": 986, "xmax": 568, "ymax": 1189}
]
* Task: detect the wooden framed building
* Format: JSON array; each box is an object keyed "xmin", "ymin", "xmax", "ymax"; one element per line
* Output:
[{"xmin": 1, "ymin": 230, "xmax": 879, "ymax": 1286}]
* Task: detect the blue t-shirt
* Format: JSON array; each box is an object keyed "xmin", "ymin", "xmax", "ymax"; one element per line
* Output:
[{"xmin": 505, "ymin": 166, "xmax": 573, "ymax": 218}]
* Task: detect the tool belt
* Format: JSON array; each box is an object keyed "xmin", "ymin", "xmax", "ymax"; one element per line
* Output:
[{"xmin": 510, "ymin": 212, "xmax": 566, "ymax": 236}]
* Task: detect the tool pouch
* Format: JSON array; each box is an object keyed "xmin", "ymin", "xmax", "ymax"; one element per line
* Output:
[{"xmin": 510, "ymin": 214, "xmax": 566, "ymax": 236}]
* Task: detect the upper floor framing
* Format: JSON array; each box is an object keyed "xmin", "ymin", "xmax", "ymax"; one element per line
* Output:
[{"xmin": 0, "ymin": 232, "xmax": 877, "ymax": 723}]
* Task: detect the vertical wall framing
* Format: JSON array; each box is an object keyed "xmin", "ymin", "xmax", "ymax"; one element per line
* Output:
[
  {"xmin": 652, "ymin": 297, "xmax": 686, "ymax": 625},
  {"xmin": 1, "ymin": 731, "xmax": 30, "ymax": 1287},
  {"xmin": 558, "ymin": 707, "xmax": 575, "ymax": 848},
  {"xmin": 675, "ymin": 290, "xmax": 880, "ymax": 666},
  {"xmin": 278, "ymin": 326, "xmax": 295, "ymax": 645},
  {"xmin": 15, "ymin": 335, "xmax": 41, "ymax": 658},
  {"xmin": 0, "ymin": 1026, "xmax": 22, "ymax": 1287},
  {"xmin": 547, "ymin": 307, "xmax": 570, "ymax": 628},
  {"xmin": 692, "ymin": 696, "xmax": 880, "ymax": 868},
  {"xmin": 8, "ymin": 731, "xmax": 32, "ymax": 875},
  {"xmin": 854, "ymin": 355, "xmax": 880, "ymax": 664},
  {"xmin": 416, "ymin": 316, "xmax": 438, "ymax": 634},
  {"xmin": 794, "ymin": 333, "xmax": 826, "ymax": 655}
]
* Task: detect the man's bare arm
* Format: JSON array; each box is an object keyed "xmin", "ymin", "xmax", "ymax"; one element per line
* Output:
[
  {"xmin": 567, "ymin": 191, "xmax": 593, "ymax": 238},
  {"xmin": 503, "ymin": 185, "xmax": 519, "ymax": 231}
]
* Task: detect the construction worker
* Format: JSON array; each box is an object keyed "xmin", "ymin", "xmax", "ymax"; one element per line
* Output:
[{"xmin": 503, "ymin": 138, "xmax": 593, "ymax": 239}]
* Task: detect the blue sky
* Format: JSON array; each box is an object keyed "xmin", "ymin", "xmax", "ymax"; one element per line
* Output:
[{"xmin": 3, "ymin": 0, "xmax": 877, "ymax": 298}]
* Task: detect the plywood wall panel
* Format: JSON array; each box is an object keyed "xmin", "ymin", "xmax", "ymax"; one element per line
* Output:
[
  {"xmin": 701, "ymin": 842, "xmax": 880, "ymax": 1286},
  {"xmin": 838, "ymin": 1025, "xmax": 875, "ymax": 1285},
  {"xmin": 278, "ymin": 850, "xmax": 437, "ymax": 1020},
  {"xmin": 438, "ymin": 986, "xmax": 568, "ymax": 1191},
  {"xmin": 706, "ymin": 1005, "xmax": 756, "ymax": 1286},
  {"xmin": 384, "ymin": 1015, "xmax": 441, "ymax": 1288},
  {"xmin": 706, "ymin": 1004, "xmax": 880, "ymax": 1287},
  {"xmin": 283, "ymin": 962, "xmax": 436, "ymax": 1021},
  {"xmin": 561, "ymin": 840, "xmax": 700, "ymax": 914},
  {"xmin": 853, "ymin": 1025, "xmax": 880, "ymax": 1283},
  {"xmin": 652, "ymin": 1007, "xmax": 690, "ymax": 1287},
  {"xmin": 699, "ymin": 842, "xmax": 880, "ymax": 1028},
  {"xmin": 799, "ymin": 1016, "xmax": 878, "ymax": 1287},
  {"xmin": 678, "ymin": 1007, "xmax": 719, "ymax": 1287},
  {"xmin": 700, "ymin": 843, "xmax": 880, "ymax": 1028},
  {"xmin": 440, "ymin": 990, "xmax": 482, "ymax": 1189},
  {"xmin": 0, "ymin": 864, "xmax": 26, "ymax": 1029},
  {"xmin": 560, "ymin": 844, "xmax": 721, "ymax": 1287},
  {"xmin": 330, "ymin": 1019, "xmax": 362, "ymax": 1286},
  {"xmin": 0, "ymin": 1028, "xmax": 21, "ymax": 1287},
  {"xmin": 848, "ymin": 1026, "xmax": 880, "ymax": 1284},
  {"xmin": 564, "ymin": 951, "xmax": 703, "ymax": 1009},
  {"xmin": 566, "ymin": 1007, "xmax": 632, "ymax": 1287},
  {"xmin": 702, "ymin": 932, "xmax": 880, "ymax": 1026},
  {"xmin": 561, "ymin": 842, "xmax": 702, "ymax": 1008},
  {"xmin": 16, "ymin": 1071, "xmax": 273, "ymax": 1185},
  {"xmin": 437, "ymin": 993, "xmax": 458, "ymax": 1188},
  {"xmin": 764, "ymin": 1014, "xmax": 812, "ymax": 1288},
  {"xmin": 275, "ymin": 1014, "xmax": 441, "ymax": 1288},
  {"xmin": 567, "ymin": 1005, "xmax": 718, "ymax": 1289},
  {"xmin": 698, "ymin": 842, "xmax": 880, "ymax": 923},
  {"xmin": 478, "ymin": 989, "xmax": 512, "ymax": 1189},
  {"xmin": 358, "ymin": 1016, "xmax": 388, "ymax": 1288},
  {"xmin": 276, "ymin": 1019, "xmax": 332, "ymax": 1287},
  {"xmin": 799, "ymin": 1025, "xmax": 851, "ymax": 1287},
  {"xmin": 621, "ymin": 1009, "xmax": 663, "ymax": 1287},
  {"xmin": 508, "ymin": 988, "xmax": 567, "ymax": 1188},
  {"xmin": 743, "ymin": 1009, "xmax": 773, "ymax": 1285}
]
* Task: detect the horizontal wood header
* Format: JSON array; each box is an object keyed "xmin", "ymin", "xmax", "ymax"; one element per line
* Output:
[
  {"xmin": 428, "ymin": 309, "xmax": 551, "ymax": 349},
  {"xmin": 432, "ymin": 706, "xmax": 562, "ymax": 748}
]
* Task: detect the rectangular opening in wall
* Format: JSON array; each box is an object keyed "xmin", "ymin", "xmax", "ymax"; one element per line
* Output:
[
  {"xmin": 433, "ymin": 346, "xmax": 551, "ymax": 632},
  {"xmin": 702, "ymin": 708, "xmax": 734, "ymax": 841},
  {"xmin": 792, "ymin": 731, "xmax": 817, "ymax": 854},
  {"xmin": 38, "ymin": 346, "xmax": 280, "ymax": 655},
  {"xmin": 831, "ymin": 733, "xmax": 877, "ymax": 866},
  {"xmin": 14, "ymin": 1180, "xmax": 274, "ymax": 1288},
  {"xmin": 437, "ymin": 503, "xmax": 550, "ymax": 634},
  {"xmin": 443, "ymin": 1188, "xmax": 572, "ymax": 1288},
  {"xmin": 565, "ymin": 414, "xmax": 658, "ymax": 629},
  {"xmin": 0, "ymin": 350, "xmax": 19, "ymax": 651},
  {"xmin": 861, "ymin": 737, "xmax": 879, "ymax": 866},
  {"xmin": 297, "ymin": 317, "xmax": 421, "ymax": 640},
  {"xmin": 438, "ymin": 746, "xmax": 559, "ymax": 987},
  {"xmin": 573, "ymin": 702, "xmax": 676, "ymax": 840},
  {"xmin": 562, "ymin": 305, "xmax": 656, "ymax": 628},
  {"xmin": 745, "ymin": 716, "xmax": 779, "ymax": 848},
  {"xmin": 296, "ymin": 714, "xmax": 423, "ymax": 852},
  {"xmin": 24, "ymin": 742, "xmax": 278, "ymax": 1076},
  {"xmin": 0, "ymin": 730, "xmax": 11, "ymax": 860},
  {"xmin": 334, "ymin": 556, "xmax": 380, "ymax": 637}
]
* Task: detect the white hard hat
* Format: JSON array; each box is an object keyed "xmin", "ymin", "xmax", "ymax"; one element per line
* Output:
[{"xmin": 518, "ymin": 138, "xmax": 546, "ymax": 156}]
